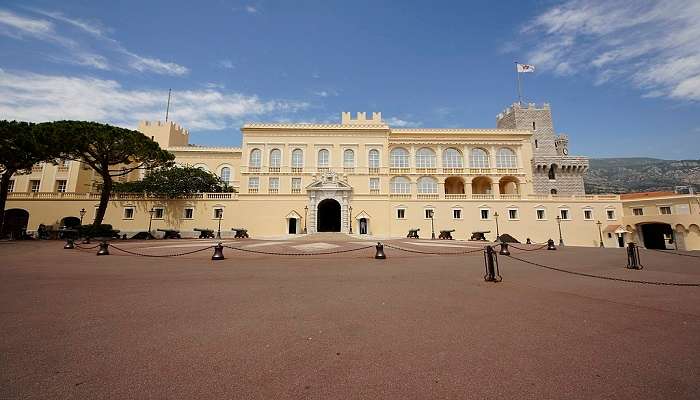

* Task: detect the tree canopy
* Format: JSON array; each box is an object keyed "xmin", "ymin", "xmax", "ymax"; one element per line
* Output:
[
  {"xmin": 41, "ymin": 121, "xmax": 175, "ymax": 227},
  {"xmin": 113, "ymin": 165, "xmax": 235, "ymax": 198}
]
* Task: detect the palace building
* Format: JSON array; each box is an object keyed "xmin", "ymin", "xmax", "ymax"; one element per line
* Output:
[{"xmin": 5, "ymin": 103, "xmax": 700, "ymax": 250}]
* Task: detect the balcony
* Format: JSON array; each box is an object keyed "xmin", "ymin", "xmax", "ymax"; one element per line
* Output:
[
  {"xmin": 499, "ymin": 194, "xmax": 521, "ymax": 200},
  {"xmin": 249, "ymin": 167, "xmax": 261, "ymax": 173},
  {"xmin": 268, "ymin": 188, "xmax": 279, "ymax": 194},
  {"xmin": 417, "ymin": 193, "xmax": 439, "ymax": 200},
  {"xmin": 389, "ymin": 168, "xmax": 410, "ymax": 174},
  {"xmin": 445, "ymin": 194, "xmax": 469, "ymax": 200},
  {"xmin": 370, "ymin": 189, "xmax": 380, "ymax": 195},
  {"xmin": 31, "ymin": 165, "xmax": 43, "ymax": 173},
  {"xmin": 415, "ymin": 168, "xmax": 437, "ymax": 174},
  {"xmin": 389, "ymin": 193, "xmax": 411, "ymax": 200},
  {"xmin": 368, "ymin": 167, "xmax": 380, "ymax": 175},
  {"xmin": 442, "ymin": 168, "xmax": 464, "ymax": 174},
  {"xmin": 469, "ymin": 168, "xmax": 492, "ymax": 174},
  {"xmin": 496, "ymin": 168, "xmax": 520, "ymax": 174},
  {"xmin": 291, "ymin": 188, "xmax": 301, "ymax": 194},
  {"xmin": 317, "ymin": 167, "xmax": 330, "ymax": 173},
  {"xmin": 472, "ymin": 194, "xmax": 494, "ymax": 200},
  {"xmin": 248, "ymin": 188, "xmax": 259, "ymax": 193},
  {"xmin": 343, "ymin": 167, "xmax": 355, "ymax": 174},
  {"xmin": 291, "ymin": 167, "xmax": 303, "ymax": 174},
  {"xmin": 56, "ymin": 166, "xmax": 69, "ymax": 173},
  {"xmin": 268, "ymin": 167, "xmax": 280, "ymax": 173}
]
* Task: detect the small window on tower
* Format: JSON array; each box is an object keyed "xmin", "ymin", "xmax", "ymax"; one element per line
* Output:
[
  {"xmin": 535, "ymin": 140, "xmax": 538, "ymax": 148},
  {"xmin": 532, "ymin": 121, "xmax": 536, "ymax": 130}
]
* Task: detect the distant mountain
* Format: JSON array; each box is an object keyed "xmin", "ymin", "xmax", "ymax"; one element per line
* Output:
[{"xmin": 584, "ymin": 158, "xmax": 700, "ymax": 194}]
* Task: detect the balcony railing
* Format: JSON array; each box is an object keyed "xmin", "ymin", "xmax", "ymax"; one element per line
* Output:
[
  {"xmin": 56, "ymin": 166, "xmax": 69, "ymax": 173},
  {"xmin": 268, "ymin": 167, "xmax": 280, "ymax": 173},
  {"xmin": 368, "ymin": 167, "xmax": 380, "ymax": 174},
  {"xmin": 343, "ymin": 167, "xmax": 355, "ymax": 173},
  {"xmin": 370, "ymin": 189, "xmax": 380, "ymax": 195},
  {"xmin": 389, "ymin": 167, "xmax": 410, "ymax": 174},
  {"xmin": 469, "ymin": 168, "xmax": 492, "ymax": 174},
  {"xmin": 417, "ymin": 193, "xmax": 439, "ymax": 200},
  {"xmin": 7, "ymin": 192, "xmax": 239, "ymax": 200},
  {"xmin": 268, "ymin": 188, "xmax": 279, "ymax": 194},
  {"xmin": 415, "ymin": 168, "xmax": 437, "ymax": 174},
  {"xmin": 442, "ymin": 168, "xmax": 464, "ymax": 174},
  {"xmin": 31, "ymin": 165, "xmax": 43, "ymax": 173},
  {"xmin": 445, "ymin": 194, "xmax": 469, "ymax": 200},
  {"xmin": 472, "ymin": 194, "xmax": 495, "ymax": 200},
  {"xmin": 389, "ymin": 193, "xmax": 412, "ymax": 200},
  {"xmin": 317, "ymin": 167, "xmax": 330, "ymax": 173},
  {"xmin": 291, "ymin": 188, "xmax": 301, "ymax": 194},
  {"xmin": 248, "ymin": 188, "xmax": 259, "ymax": 193},
  {"xmin": 291, "ymin": 167, "xmax": 303, "ymax": 174},
  {"xmin": 249, "ymin": 167, "xmax": 261, "ymax": 173},
  {"xmin": 499, "ymin": 194, "xmax": 521, "ymax": 200},
  {"xmin": 496, "ymin": 168, "xmax": 520, "ymax": 174}
]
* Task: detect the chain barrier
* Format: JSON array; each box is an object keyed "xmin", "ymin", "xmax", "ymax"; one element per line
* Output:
[
  {"xmin": 505, "ymin": 254, "xmax": 700, "ymax": 287},
  {"xmin": 109, "ymin": 244, "xmax": 215, "ymax": 258},
  {"xmin": 222, "ymin": 244, "xmax": 375, "ymax": 256},
  {"xmin": 75, "ymin": 244, "xmax": 100, "ymax": 250},
  {"xmin": 508, "ymin": 243, "xmax": 549, "ymax": 252},
  {"xmin": 383, "ymin": 243, "xmax": 484, "ymax": 255},
  {"xmin": 643, "ymin": 248, "xmax": 700, "ymax": 259}
]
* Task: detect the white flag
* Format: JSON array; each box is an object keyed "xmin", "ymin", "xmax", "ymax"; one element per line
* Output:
[{"xmin": 517, "ymin": 63, "xmax": 535, "ymax": 73}]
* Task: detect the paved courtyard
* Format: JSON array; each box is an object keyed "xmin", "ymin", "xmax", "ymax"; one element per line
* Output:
[{"xmin": 1, "ymin": 236, "xmax": 700, "ymax": 399}]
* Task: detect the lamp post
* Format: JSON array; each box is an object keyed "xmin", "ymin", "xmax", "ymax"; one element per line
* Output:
[
  {"xmin": 147, "ymin": 208, "xmax": 155, "ymax": 239},
  {"xmin": 217, "ymin": 210, "xmax": 223, "ymax": 239},
  {"xmin": 493, "ymin": 211, "xmax": 500, "ymax": 240},
  {"xmin": 429, "ymin": 209, "xmax": 435, "ymax": 240},
  {"xmin": 303, "ymin": 206, "xmax": 308, "ymax": 234},
  {"xmin": 556, "ymin": 215, "xmax": 564, "ymax": 246},
  {"xmin": 348, "ymin": 205, "xmax": 353, "ymax": 234},
  {"xmin": 79, "ymin": 208, "xmax": 86, "ymax": 224},
  {"xmin": 596, "ymin": 220, "xmax": 604, "ymax": 247}
]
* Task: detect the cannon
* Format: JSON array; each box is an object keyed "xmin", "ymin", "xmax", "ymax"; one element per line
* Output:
[
  {"xmin": 194, "ymin": 228, "xmax": 215, "ymax": 239},
  {"xmin": 438, "ymin": 229, "xmax": 455, "ymax": 240},
  {"xmin": 407, "ymin": 228, "xmax": 420, "ymax": 239},
  {"xmin": 157, "ymin": 229, "xmax": 181, "ymax": 239},
  {"xmin": 231, "ymin": 228, "xmax": 249, "ymax": 238},
  {"xmin": 470, "ymin": 231, "xmax": 490, "ymax": 241}
]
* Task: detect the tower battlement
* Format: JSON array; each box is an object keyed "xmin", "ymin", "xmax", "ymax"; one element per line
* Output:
[
  {"xmin": 341, "ymin": 112, "xmax": 383, "ymax": 125},
  {"xmin": 138, "ymin": 120, "xmax": 189, "ymax": 148},
  {"xmin": 496, "ymin": 102, "xmax": 550, "ymax": 121}
]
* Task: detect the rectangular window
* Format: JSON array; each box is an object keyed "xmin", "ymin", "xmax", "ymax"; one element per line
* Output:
[
  {"xmin": 269, "ymin": 177, "xmax": 280, "ymax": 191},
  {"xmin": 508, "ymin": 209, "xmax": 518, "ymax": 220},
  {"xmin": 453, "ymin": 209, "xmax": 462, "ymax": 219},
  {"xmin": 183, "ymin": 208, "xmax": 194, "ymax": 219},
  {"xmin": 659, "ymin": 206, "xmax": 672, "ymax": 215},
  {"xmin": 536, "ymin": 209, "xmax": 546, "ymax": 220},
  {"xmin": 248, "ymin": 177, "xmax": 259, "ymax": 192},
  {"xmin": 560, "ymin": 209, "xmax": 570, "ymax": 220},
  {"xmin": 291, "ymin": 177, "xmax": 301, "ymax": 193},
  {"xmin": 480, "ymin": 209, "xmax": 489, "ymax": 220},
  {"xmin": 606, "ymin": 210, "xmax": 615, "ymax": 220},
  {"xmin": 8, "ymin": 180, "xmax": 14, "ymax": 193},
  {"xmin": 369, "ymin": 178, "xmax": 380, "ymax": 192},
  {"xmin": 56, "ymin": 180, "xmax": 67, "ymax": 193},
  {"xmin": 153, "ymin": 207, "xmax": 164, "ymax": 219},
  {"xmin": 123, "ymin": 207, "xmax": 134, "ymax": 219},
  {"xmin": 583, "ymin": 209, "xmax": 593, "ymax": 220},
  {"xmin": 424, "ymin": 209, "xmax": 434, "ymax": 219},
  {"xmin": 213, "ymin": 208, "xmax": 224, "ymax": 219},
  {"xmin": 632, "ymin": 208, "xmax": 644, "ymax": 216},
  {"xmin": 396, "ymin": 208, "xmax": 405, "ymax": 219},
  {"xmin": 30, "ymin": 180, "xmax": 40, "ymax": 192}
]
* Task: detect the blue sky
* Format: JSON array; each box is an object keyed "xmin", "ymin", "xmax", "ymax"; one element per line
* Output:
[{"xmin": 1, "ymin": 0, "xmax": 699, "ymax": 158}]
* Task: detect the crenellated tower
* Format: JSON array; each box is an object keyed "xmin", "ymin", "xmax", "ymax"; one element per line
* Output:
[{"xmin": 497, "ymin": 102, "xmax": 588, "ymax": 195}]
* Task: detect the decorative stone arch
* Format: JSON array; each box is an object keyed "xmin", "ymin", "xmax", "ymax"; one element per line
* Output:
[
  {"xmin": 444, "ymin": 176, "xmax": 465, "ymax": 194},
  {"xmin": 305, "ymin": 171, "xmax": 353, "ymax": 234},
  {"xmin": 499, "ymin": 176, "xmax": 520, "ymax": 194},
  {"xmin": 472, "ymin": 176, "xmax": 492, "ymax": 194}
]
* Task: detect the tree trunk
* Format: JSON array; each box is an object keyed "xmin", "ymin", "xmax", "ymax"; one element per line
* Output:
[
  {"xmin": 93, "ymin": 173, "xmax": 112, "ymax": 227},
  {"xmin": 0, "ymin": 170, "xmax": 15, "ymax": 236}
]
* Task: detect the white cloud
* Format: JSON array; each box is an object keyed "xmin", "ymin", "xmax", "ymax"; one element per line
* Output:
[
  {"xmin": 245, "ymin": 5, "xmax": 258, "ymax": 14},
  {"xmin": 385, "ymin": 117, "xmax": 421, "ymax": 127},
  {"xmin": 521, "ymin": 0, "xmax": 700, "ymax": 101},
  {"xmin": 218, "ymin": 59, "xmax": 235, "ymax": 69},
  {"xmin": 0, "ymin": 69, "xmax": 309, "ymax": 130},
  {"xmin": 0, "ymin": 8, "xmax": 188, "ymax": 76},
  {"xmin": 311, "ymin": 90, "xmax": 338, "ymax": 97}
]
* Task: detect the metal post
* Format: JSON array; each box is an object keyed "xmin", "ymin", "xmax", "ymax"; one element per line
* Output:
[
  {"xmin": 626, "ymin": 242, "xmax": 642, "ymax": 269},
  {"xmin": 374, "ymin": 242, "xmax": 386, "ymax": 259},
  {"xmin": 430, "ymin": 211, "xmax": 435, "ymax": 240},
  {"xmin": 483, "ymin": 245, "xmax": 502, "ymax": 282},
  {"xmin": 556, "ymin": 216, "xmax": 564, "ymax": 246},
  {"xmin": 348, "ymin": 205, "xmax": 353, "ymax": 234},
  {"xmin": 79, "ymin": 208, "xmax": 86, "ymax": 224},
  {"xmin": 212, "ymin": 242, "xmax": 225, "ymax": 260},
  {"xmin": 494, "ymin": 211, "xmax": 500, "ymax": 240},
  {"xmin": 303, "ymin": 206, "xmax": 308, "ymax": 234},
  {"xmin": 64, "ymin": 238, "xmax": 75, "ymax": 249},
  {"xmin": 96, "ymin": 240, "xmax": 109, "ymax": 256},
  {"xmin": 147, "ymin": 208, "xmax": 155, "ymax": 239},
  {"xmin": 217, "ymin": 213, "xmax": 222, "ymax": 239},
  {"xmin": 597, "ymin": 220, "xmax": 604, "ymax": 247}
]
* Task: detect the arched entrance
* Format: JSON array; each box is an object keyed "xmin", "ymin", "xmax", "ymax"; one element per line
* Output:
[
  {"xmin": 2, "ymin": 208, "xmax": 29, "ymax": 239},
  {"xmin": 444, "ymin": 177, "xmax": 465, "ymax": 194},
  {"xmin": 317, "ymin": 199, "xmax": 341, "ymax": 232},
  {"xmin": 60, "ymin": 216, "xmax": 81, "ymax": 228},
  {"xmin": 640, "ymin": 223, "xmax": 673, "ymax": 249}
]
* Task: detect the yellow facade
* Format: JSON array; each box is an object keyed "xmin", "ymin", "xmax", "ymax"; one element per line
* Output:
[{"xmin": 4, "ymin": 109, "xmax": 700, "ymax": 250}]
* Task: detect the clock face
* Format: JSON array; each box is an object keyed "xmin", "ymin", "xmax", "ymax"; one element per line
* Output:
[{"xmin": 562, "ymin": 148, "xmax": 569, "ymax": 155}]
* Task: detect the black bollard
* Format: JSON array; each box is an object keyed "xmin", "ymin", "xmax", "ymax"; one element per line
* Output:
[
  {"xmin": 483, "ymin": 245, "xmax": 502, "ymax": 282},
  {"xmin": 626, "ymin": 242, "xmax": 642, "ymax": 270},
  {"xmin": 547, "ymin": 239, "xmax": 557, "ymax": 250},
  {"xmin": 212, "ymin": 243, "xmax": 225, "ymax": 260},
  {"xmin": 375, "ymin": 242, "xmax": 386, "ymax": 259},
  {"xmin": 96, "ymin": 240, "xmax": 109, "ymax": 256},
  {"xmin": 526, "ymin": 238, "xmax": 532, "ymax": 244},
  {"xmin": 82, "ymin": 237, "xmax": 91, "ymax": 244},
  {"xmin": 499, "ymin": 242, "xmax": 510, "ymax": 256},
  {"xmin": 64, "ymin": 238, "xmax": 75, "ymax": 249}
]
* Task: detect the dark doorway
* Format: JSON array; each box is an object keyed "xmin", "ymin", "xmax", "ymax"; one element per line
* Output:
[
  {"xmin": 60, "ymin": 216, "xmax": 81, "ymax": 229},
  {"xmin": 617, "ymin": 235, "xmax": 625, "ymax": 247},
  {"xmin": 288, "ymin": 218, "xmax": 297, "ymax": 234},
  {"xmin": 359, "ymin": 218, "xmax": 367, "ymax": 234},
  {"xmin": 317, "ymin": 199, "xmax": 341, "ymax": 232},
  {"xmin": 2, "ymin": 208, "xmax": 29, "ymax": 239},
  {"xmin": 640, "ymin": 223, "xmax": 672, "ymax": 249}
]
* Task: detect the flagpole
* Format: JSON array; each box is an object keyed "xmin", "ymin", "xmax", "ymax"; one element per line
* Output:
[
  {"xmin": 515, "ymin": 62, "xmax": 523, "ymax": 105},
  {"xmin": 165, "ymin": 88, "xmax": 172, "ymax": 122}
]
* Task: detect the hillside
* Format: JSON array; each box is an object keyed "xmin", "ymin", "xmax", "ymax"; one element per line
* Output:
[{"xmin": 584, "ymin": 158, "xmax": 700, "ymax": 194}]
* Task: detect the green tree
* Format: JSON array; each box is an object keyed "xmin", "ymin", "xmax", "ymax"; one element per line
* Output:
[
  {"xmin": 113, "ymin": 165, "xmax": 235, "ymax": 198},
  {"xmin": 45, "ymin": 121, "xmax": 174, "ymax": 227},
  {"xmin": 0, "ymin": 121, "xmax": 62, "ymax": 234}
]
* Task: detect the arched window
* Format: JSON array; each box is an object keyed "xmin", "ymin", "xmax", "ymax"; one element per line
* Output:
[
  {"xmin": 317, "ymin": 149, "xmax": 329, "ymax": 167},
  {"xmin": 548, "ymin": 164, "xmax": 557, "ymax": 180},
  {"xmin": 249, "ymin": 148, "xmax": 261, "ymax": 167},
  {"xmin": 470, "ymin": 148, "xmax": 489, "ymax": 168},
  {"xmin": 291, "ymin": 149, "xmax": 303, "ymax": 167},
  {"xmin": 390, "ymin": 176, "xmax": 411, "ymax": 194},
  {"xmin": 496, "ymin": 148, "xmax": 517, "ymax": 168},
  {"xmin": 416, "ymin": 147, "xmax": 436, "ymax": 168},
  {"xmin": 269, "ymin": 149, "xmax": 281, "ymax": 168},
  {"xmin": 390, "ymin": 148, "xmax": 409, "ymax": 168},
  {"xmin": 343, "ymin": 149, "xmax": 355, "ymax": 167},
  {"xmin": 368, "ymin": 149, "xmax": 380, "ymax": 168},
  {"xmin": 442, "ymin": 148, "xmax": 463, "ymax": 168},
  {"xmin": 220, "ymin": 167, "xmax": 231, "ymax": 183},
  {"xmin": 417, "ymin": 177, "xmax": 438, "ymax": 193}
]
